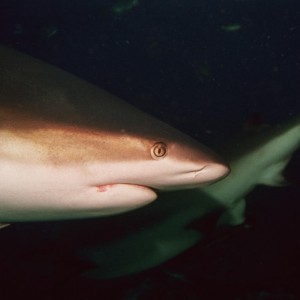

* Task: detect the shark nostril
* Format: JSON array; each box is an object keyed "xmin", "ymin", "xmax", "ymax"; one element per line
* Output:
[
  {"xmin": 194, "ymin": 166, "xmax": 207, "ymax": 178},
  {"xmin": 194, "ymin": 163, "xmax": 230, "ymax": 182}
]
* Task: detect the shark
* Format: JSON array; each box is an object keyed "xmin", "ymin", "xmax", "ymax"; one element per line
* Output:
[
  {"xmin": 0, "ymin": 45, "xmax": 229, "ymax": 224},
  {"xmin": 78, "ymin": 115, "xmax": 300, "ymax": 278}
]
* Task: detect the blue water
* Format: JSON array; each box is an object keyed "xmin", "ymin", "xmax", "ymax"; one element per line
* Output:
[{"xmin": 0, "ymin": 0, "xmax": 299, "ymax": 299}]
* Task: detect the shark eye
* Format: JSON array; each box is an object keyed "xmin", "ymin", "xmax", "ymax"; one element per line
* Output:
[{"xmin": 151, "ymin": 142, "xmax": 168, "ymax": 160}]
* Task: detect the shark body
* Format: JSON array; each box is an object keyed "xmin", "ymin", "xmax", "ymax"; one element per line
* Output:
[
  {"xmin": 0, "ymin": 46, "xmax": 229, "ymax": 223},
  {"xmin": 79, "ymin": 116, "xmax": 300, "ymax": 278}
]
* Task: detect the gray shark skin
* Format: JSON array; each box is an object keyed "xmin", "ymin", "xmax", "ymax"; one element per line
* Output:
[
  {"xmin": 79, "ymin": 116, "xmax": 300, "ymax": 278},
  {"xmin": 0, "ymin": 45, "xmax": 229, "ymax": 223}
]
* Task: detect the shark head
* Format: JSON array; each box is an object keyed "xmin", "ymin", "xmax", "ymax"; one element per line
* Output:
[
  {"xmin": 0, "ymin": 46, "xmax": 229, "ymax": 222},
  {"xmin": 97, "ymin": 137, "xmax": 229, "ymax": 196}
]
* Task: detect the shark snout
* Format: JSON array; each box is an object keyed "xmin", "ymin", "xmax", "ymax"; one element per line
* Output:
[
  {"xmin": 170, "ymin": 144, "xmax": 230, "ymax": 187},
  {"xmin": 166, "ymin": 135, "xmax": 230, "ymax": 186},
  {"xmin": 150, "ymin": 161, "xmax": 230, "ymax": 191},
  {"xmin": 193, "ymin": 162, "xmax": 230, "ymax": 185}
]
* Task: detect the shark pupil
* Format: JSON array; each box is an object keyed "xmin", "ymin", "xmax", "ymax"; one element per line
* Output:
[{"xmin": 151, "ymin": 142, "xmax": 167, "ymax": 159}]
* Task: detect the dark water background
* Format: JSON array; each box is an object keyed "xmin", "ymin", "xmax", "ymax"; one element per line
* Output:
[{"xmin": 0, "ymin": 0, "xmax": 300, "ymax": 299}]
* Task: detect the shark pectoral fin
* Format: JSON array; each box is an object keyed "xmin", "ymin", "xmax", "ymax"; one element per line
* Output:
[
  {"xmin": 258, "ymin": 158, "xmax": 291, "ymax": 187},
  {"xmin": 0, "ymin": 223, "xmax": 11, "ymax": 229},
  {"xmin": 87, "ymin": 184, "xmax": 157, "ymax": 216},
  {"xmin": 217, "ymin": 198, "xmax": 246, "ymax": 226}
]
